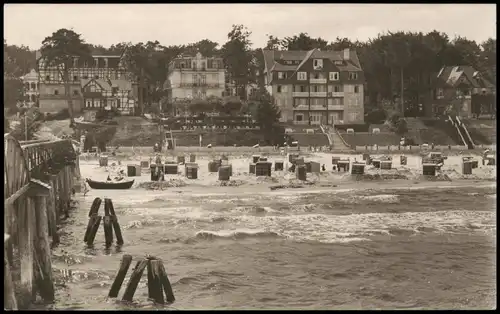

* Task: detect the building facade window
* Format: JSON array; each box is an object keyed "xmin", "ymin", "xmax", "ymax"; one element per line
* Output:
[
  {"xmin": 329, "ymin": 72, "xmax": 339, "ymax": 81},
  {"xmin": 328, "ymin": 85, "xmax": 343, "ymax": 93},
  {"xmin": 349, "ymin": 72, "xmax": 358, "ymax": 80},
  {"xmin": 278, "ymin": 72, "xmax": 284, "ymax": 79},
  {"xmin": 297, "ymin": 72, "xmax": 307, "ymax": 80},
  {"xmin": 277, "ymin": 85, "xmax": 282, "ymax": 93},
  {"xmin": 73, "ymin": 90, "xmax": 79, "ymax": 96},
  {"xmin": 294, "ymin": 98, "xmax": 307, "ymax": 107},
  {"xmin": 295, "ymin": 114, "xmax": 304, "ymax": 122},
  {"xmin": 54, "ymin": 89, "xmax": 59, "ymax": 95},
  {"xmin": 354, "ymin": 85, "xmax": 359, "ymax": 93},
  {"xmin": 294, "ymin": 85, "xmax": 307, "ymax": 92},
  {"xmin": 328, "ymin": 98, "xmax": 343, "ymax": 106}
]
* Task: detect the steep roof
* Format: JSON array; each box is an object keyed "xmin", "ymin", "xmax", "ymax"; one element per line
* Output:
[
  {"xmin": 436, "ymin": 65, "xmax": 494, "ymax": 89},
  {"xmin": 262, "ymin": 48, "xmax": 363, "ymax": 84},
  {"xmin": 21, "ymin": 69, "xmax": 38, "ymax": 80}
]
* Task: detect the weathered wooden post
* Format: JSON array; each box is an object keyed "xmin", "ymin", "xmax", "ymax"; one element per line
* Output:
[
  {"xmin": 88, "ymin": 197, "xmax": 102, "ymax": 217},
  {"xmin": 55, "ymin": 172, "xmax": 64, "ymax": 224},
  {"xmin": 108, "ymin": 255, "xmax": 175, "ymax": 303},
  {"xmin": 46, "ymin": 177, "xmax": 59, "ymax": 247},
  {"xmin": 16, "ymin": 197, "xmax": 34, "ymax": 304},
  {"xmin": 122, "ymin": 259, "xmax": 148, "ymax": 302},
  {"xmin": 86, "ymin": 216, "xmax": 102, "ymax": 246},
  {"xmin": 105, "ymin": 199, "xmax": 124, "ymax": 245},
  {"xmin": 147, "ymin": 259, "xmax": 164, "ymax": 304},
  {"xmin": 32, "ymin": 195, "xmax": 55, "ymax": 302},
  {"xmin": 108, "ymin": 254, "xmax": 133, "ymax": 298},
  {"xmin": 4, "ymin": 204, "xmax": 15, "ymax": 265},
  {"xmin": 4, "ymin": 234, "xmax": 18, "ymax": 310},
  {"xmin": 158, "ymin": 261, "xmax": 175, "ymax": 303},
  {"xmin": 103, "ymin": 201, "xmax": 114, "ymax": 248}
]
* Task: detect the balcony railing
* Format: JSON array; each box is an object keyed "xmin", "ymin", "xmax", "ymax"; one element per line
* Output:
[
  {"xmin": 328, "ymin": 92, "xmax": 344, "ymax": 97},
  {"xmin": 310, "ymin": 92, "xmax": 327, "ymax": 97},
  {"xmin": 292, "ymin": 92, "xmax": 309, "ymax": 97},
  {"xmin": 181, "ymin": 67, "xmax": 221, "ymax": 72},
  {"xmin": 179, "ymin": 83, "xmax": 221, "ymax": 88},
  {"xmin": 294, "ymin": 104, "xmax": 344, "ymax": 111},
  {"xmin": 328, "ymin": 105, "xmax": 344, "ymax": 110},
  {"xmin": 310, "ymin": 78, "xmax": 327, "ymax": 84},
  {"xmin": 39, "ymin": 94, "xmax": 81, "ymax": 100}
]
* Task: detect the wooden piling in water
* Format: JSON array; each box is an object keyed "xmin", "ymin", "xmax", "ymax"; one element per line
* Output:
[
  {"xmin": 84, "ymin": 215, "xmax": 97, "ymax": 243},
  {"xmin": 103, "ymin": 199, "xmax": 114, "ymax": 247},
  {"xmin": 103, "ymin": 216, "xmax": 114, "ymax": 248},
  {"xmin": 108, "ymin": 254, "xmax": 133, "ymax": 298},
  {"xmin": 4, "ymin": 234, "xmax": 18, "ymax": 310},
  {"xmin": 122, "ymin": 259, "xmax": 148, "ymax": 302},
  {"xmin": 5, "ymin": 204, "xmax": 15, "ymax": 265},
  {"xmin": 32, "ymin": 195, "xmax": 55, "ymax": 302},
  {"xmin": 158, "ymin": 261, "xmax": 175, "ymax": 303},
  {"xmin": 105, "ymin": 199, "xmax": 124, "ymax": 245},
  {"xmin": 86, "ymin": 216, "xmax": 102, "ymax": 246},
  {"xmin": 52, "ymin": 175, "xmax": 61, "ymax": 224},
  {"xmin": 16, "ymin": 197, "xmax": 34, "ymax": 303},
  {"xmin": 88, "ymin": 197, "xmax": 102, "ymax": 217},
  {"xmin": 62, "ymin": 167, "xmax": 70, "ymax": 218},
  {"xmin": 46, "ymin": 179, "xmax": 59, "ymax": 247},
  {"xmin": 147, "ymin": 259, "xmax": 165, "ymax": 304}
]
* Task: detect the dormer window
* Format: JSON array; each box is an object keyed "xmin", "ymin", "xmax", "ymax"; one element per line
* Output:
[
  {"xmin": 334, "ymin": 60, "xmax": 343, "ymax": 65},
  {"xmin": 313, "ymin": 59, "xmax": 323, "ymax": 69},
  {"xmin": 349, "ymin": 72, "xmax": 358, "ymax": 80},
  {"xmin": 278, "ymin": 72, "xmax": 285, "ymax": 79},
  {"xmin": 73, "ymin": 57, "xmax": 79, "ymax": 67}
]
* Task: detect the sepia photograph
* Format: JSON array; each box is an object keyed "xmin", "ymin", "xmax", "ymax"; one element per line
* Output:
[{"xmin": 3, "ymin": 3, "xmax": 496, "ymax": 310}]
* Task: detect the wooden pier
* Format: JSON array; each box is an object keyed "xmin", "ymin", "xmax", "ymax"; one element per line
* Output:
[{"xmin": 4, "ymin": 134, "xmax": 81, "ymax": 309}]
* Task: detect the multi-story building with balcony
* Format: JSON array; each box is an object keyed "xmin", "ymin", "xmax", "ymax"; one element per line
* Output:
[
  {"xmin": 432, "ymin": 65, "xmax": 495, "ymax": 118},
  {"xmin": 36, "ymin": 50, "xmax": 138, "ymax": 115},
  {"xmin": 166, "ymin": 52, "xmax": 225, "ymax": 105},
  {"xmin": 21, "ymin": 69, "xmax": 39, "ymax": 108},
  {"xmin": 262, "ymin": 48, "xmax": 365, "ymax": 125}
]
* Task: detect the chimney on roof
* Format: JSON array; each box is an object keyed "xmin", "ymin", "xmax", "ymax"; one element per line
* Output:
[{"xmin": 343, "ymin": 48, "xmax": 350, "ymax": 60}]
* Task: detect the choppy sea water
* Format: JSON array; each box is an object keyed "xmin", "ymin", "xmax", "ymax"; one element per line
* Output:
[{"xmin": 43, "ymin": 183, "xmax": 496, "ymax": 310}]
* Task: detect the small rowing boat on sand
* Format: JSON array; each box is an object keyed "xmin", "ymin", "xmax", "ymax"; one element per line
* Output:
[{"xmin": 85, "ymin": 178, "xmax": 134, "ymax": 190}]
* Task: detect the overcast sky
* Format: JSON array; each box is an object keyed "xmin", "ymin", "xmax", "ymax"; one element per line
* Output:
[{"xmin": 4, "ymin": 4, "xmax": 497, "ymax": 50}]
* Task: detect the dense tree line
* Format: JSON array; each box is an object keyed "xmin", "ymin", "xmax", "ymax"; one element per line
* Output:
[
  {"xmin": 4, "ymin": 27, "xmax": 496, "ymax": 124},
  {"xmin": 4, "ymin": 40, "xmax": 37, "ymax": 113}
]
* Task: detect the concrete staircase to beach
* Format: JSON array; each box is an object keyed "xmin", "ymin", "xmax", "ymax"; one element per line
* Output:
[{"xmin": 321, "ymin": 125, "xmax": 351, "ymax": 150}]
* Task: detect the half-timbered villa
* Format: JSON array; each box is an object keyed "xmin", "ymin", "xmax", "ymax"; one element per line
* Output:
[
  {"xmin": 81, "ymin": 78, "xmax": 135, "ymax": 115},
  {"xmin": 36, "ymin": 50, "xmax": 135, "ymax": 114}
]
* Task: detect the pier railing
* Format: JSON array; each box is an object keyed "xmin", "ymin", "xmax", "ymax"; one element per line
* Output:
[{"xmin": 4, "ymin": 134, "xmax": 80, "ymax": 309}]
